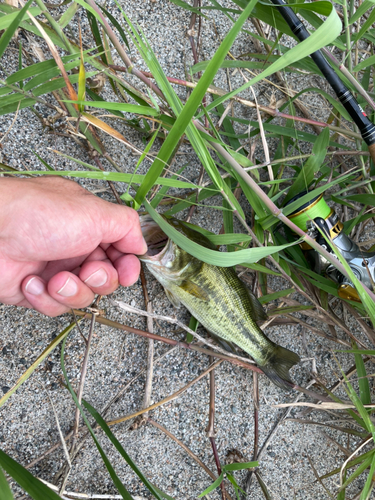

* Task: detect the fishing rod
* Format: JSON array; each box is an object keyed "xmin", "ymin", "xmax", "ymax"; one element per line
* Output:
[{"xmin": 270, "ymin": 0, "xmax": 375, "ymax": 163}]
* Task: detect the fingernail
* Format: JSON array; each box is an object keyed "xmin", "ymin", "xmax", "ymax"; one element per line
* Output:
[
  {"xmin": 57, "ymin": 277, "xmax": 78, "ymax": 297},
  {"xmin": 141, "ymin": 236, "xmax": 148, "ymax": 253},
  {"xmin": 84, "ymin": 268, "xmax": 108, "ymax": 288},
  {"xmin": 25, "ymin": 277, "xmax": 45, "ymax": 296}
]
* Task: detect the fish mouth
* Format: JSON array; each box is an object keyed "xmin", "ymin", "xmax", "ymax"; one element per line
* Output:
[{"xmin": 139, "ymin": 215, "xmax": 170, "ymax": 262}]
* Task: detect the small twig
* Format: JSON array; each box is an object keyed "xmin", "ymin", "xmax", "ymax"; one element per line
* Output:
[
  {"xmin": 57, "ymin": 311, "xmax": 98, "ymax": 492},
  {"xmin": 107, "ymin": 360, "xmax": 222, "ymax": 426},
  {"xmin": 72, "ymin": 309, "xmax": 262, "ymax": 372},
  {"xmin": 307, "ymin": 455, "xmax": 335, "ymax": 499},
  {"xmin": 211, "ymin": 437, "xmax": 225, "ymax": 500},
  {"xmin": 206, "ymin": 357, "xmax": 216, "ymax": 440},
  {"xmin": 147, "ymin": 419, "xmax": 218, "ymax": 482},
  {"xmin": 342, "ymin": 302, "xmax": 375, "ymax": 344},
  {"xmin": 318, "ymin": 430, "xmax": 351, "ymax": 458},
  {"xmin": 44, "ymin": 389, "xmax": 72, "ymax": 469},
  {"xmin": 206, "ymin": 356, "xmax": 226, "ymax": 500},
  {"xmin": 185, "ymin": 163, "xmax": 205, "ymax": 222},
  {"xmin": 37, "ymin": 478, "xmax": 124, "ymax": 499},
  {"xmin": 85, "ymin": 0, "xmax": 166, "ymax": 101},
  {"xmin": 0, "ymin": 101, "xmax": 21, "ymax": 145},
  {"xmin": 252, "ymin": 372, "xmax": 259, "ymax": 462},
  {"xmin": 245, "ymin": 381, "xmax": 316, "ymax": 494},
  {"xmin": 143, "ymin": 305, "xmax": 154, "ymax": 412},
  {"xmin": 138, "ymin": 72, "xmax": 362, "ymax": 141},
  {"xmin": 111, "ymin": 299, "xmax": 258, "ymax": 365},
  {"xmin": 73, "ymin": 311, "xmax": 97, "ymax": 438},
  {"xmin": 139, "ymin": 265, "xmax": 154, "ymax": 419},
  {"xmin": 248, "ymin": 83, "xmax": 273, "ymax": 184},
  {"xmin": 25, "ymin": 345, "xmax": 180, "ymax": 471},
  {"xmin": 71, "ymin": 309, "xmax": 87, "ymax": 344},
  {"xmin": 339, "ymin": 436, "xmax": 373, "ymax": 486},
  {"xmin": 284, "ymin": 314, "xmax": 351, "ymax": 348}
]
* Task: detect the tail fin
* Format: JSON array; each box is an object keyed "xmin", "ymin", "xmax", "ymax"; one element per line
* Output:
[{"xmin": 260, "ymin": 346, "xmax": 300, "ymax": 391}]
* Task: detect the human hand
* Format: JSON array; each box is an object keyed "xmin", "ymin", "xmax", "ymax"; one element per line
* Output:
[{"xmin": 0, "ymin": 176, "xmax": 147, "ymax": 317}]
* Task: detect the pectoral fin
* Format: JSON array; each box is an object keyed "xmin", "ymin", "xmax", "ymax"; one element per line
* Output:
[
  {"xmin": 165, "ymin": 288, "xmax": 181, "ymax": 308},
  {"xmin": 180, "ymin": 280, "xmax": 209, "ymax": 301}
]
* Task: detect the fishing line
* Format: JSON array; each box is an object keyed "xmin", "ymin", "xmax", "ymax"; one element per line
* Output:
[
  {"xmin": 270, "ymin": 0, "xmax": 375, "ymax": 162},
  {"xmin": 287, "ymin": 193, "xmax": 331, "ymax": 231}
]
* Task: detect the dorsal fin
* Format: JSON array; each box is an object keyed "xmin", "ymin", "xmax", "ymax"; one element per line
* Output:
[{"xmin": 244, "ymin": 286, "xmax": 268, "ymax": 322}]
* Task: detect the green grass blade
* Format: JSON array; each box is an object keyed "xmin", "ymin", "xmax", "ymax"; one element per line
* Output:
[
  {"xmin": 340, "ymin": 454, "xmax": 373, "ymax": 491},
  {"xmin": 240, "ymin": 262, "xmax": 281, "ymax": 276},
  {"xmin": 0, "ymin": 466, "xmax": 14, "ymax": 500},
  {"xmin": 58, "ymin": 1, "xmax": 79, "ymax": 29},
  {"xmin": 0, "ymin": 0, "xmax": 33, "ymax": 59},
  {"xmin": 33, "ymin": 151, "xmax": 55, "ymax": 171},
  {"xmin": 258, "ymin": 288, "xmax": 295, "ymax": 304},
  {"xmin": 128, "ymin": 0, "xmax": 259, "ymax": 205},
  {"xmin": 0, "ymin": 5, "xmax": 40, "ymax": 31},
  {"xmin": 224, "ymin": 461, "xmax": 259, "ymax": 471},
  {"xmin": 348, "ymin": 0, "xmax": 374, "ymax": 24},
  {"xmin": 17, "ymin": 42, "xmax": 23, "ymax": 89},
  {"xmin": 198, "ymin": 472, "xmax": 224, "ymax": 497},
  {"xmin": 0, "ymin": 321, "xmax": 76, "ymax": 409},
  {"xmin": 169, "ymin": 0, "xmax": 207, "ymax": 16},
  {"xmin": 360, "ymin": 452, "xmax": 375, "ymax": 500},
  {"xmin": 5, "ymin": 50, "xmax": 82, "ymax": 85},
  {"xmin": 0, "ymin": 449, "xmax": 61, "ymax": 500},
  {"xmin": 0, "ymin": 4, "xmax": 67, "ymax": 49},
  {"xmin": 283, "ymin": 127, "xmax": 330, "ymax": 203},
  {"xmin": 352, "ymin": 343, "xmax": 371, "ymax": 410},
  {"xmin": 201, "ymin": 3, "xmax": 342, "ymax": 115},
  {"xmin": 23, "ymin": 170, "xmax": 200, "ymax": 189},
  {"xmin": 49, "ymin": 151, "xmax": 101, "ymax": 171},
  {"xmin": 82, "ymin": 400, "xmax": 166, "ymax": 500},
  {"xmin": 65, "ymin": 99, "xmax": 158, "ymax": 116},
  {"xmin": 186, "ymin": 315, "xmax": 199, "ymax": 343},
  {"xmin": 144, "ymin": 200, "xmax": 299, "ymax": 267},
  {"xmin": 97, "ymin": 3, "xmax": 130, "ymax": 49},
  {"xmin": 341, "ymin": 371, "xmax": 375, "ymax": 437},
  {"xmin": 150, "ymin": 164, "xmax": 189, "ymax": 209},
  {"xmin": 60, "ymin": 337, "xmax": 134, "ymax": 500}
]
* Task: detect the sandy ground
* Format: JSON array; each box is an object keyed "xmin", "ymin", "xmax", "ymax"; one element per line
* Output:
[{"xmin": 0, "ymin": 1, "xmax": 374, "ymax": 499}]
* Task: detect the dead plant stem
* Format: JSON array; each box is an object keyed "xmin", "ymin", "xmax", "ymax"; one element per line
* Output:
[
  {"xmin": 107, "ymin": 360, "xmax": 223, "ymax": 426},
  {"xmin": 72, "ymin": 309, "xmax": 262, "ymax": 372}
]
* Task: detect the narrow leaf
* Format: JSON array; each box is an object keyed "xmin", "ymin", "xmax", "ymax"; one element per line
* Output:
[
  {"xmin": 0, "ymin": 0, "xmax": 33, "ymax": 59},
  {"xmin": 0, "ymin": 450, "xmax": 61, "ymax": 500}
]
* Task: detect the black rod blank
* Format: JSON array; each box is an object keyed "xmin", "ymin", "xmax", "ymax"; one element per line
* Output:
[{"xmin": 270, "ymin": 0, "xmax": 375, "ymax": 147}]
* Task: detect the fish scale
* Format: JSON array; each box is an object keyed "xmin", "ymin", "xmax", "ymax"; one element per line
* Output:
[
  {"xmin": 140, "ymin": 215, "xmax": 300, "ymax": 391},
  {"xmin": 172, "ymin": 264, "xmax": 271, "ymax": 363}
]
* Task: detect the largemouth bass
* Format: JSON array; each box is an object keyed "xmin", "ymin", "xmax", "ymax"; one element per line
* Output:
[{"xmin": 139, "ymin": 215, "xmax": 300, "ymax": 390}]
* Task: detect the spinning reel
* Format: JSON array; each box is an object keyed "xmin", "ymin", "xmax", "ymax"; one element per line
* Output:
[{"xmin": 286, "ymin": 192, "xmax": 375, "ymax": 301}]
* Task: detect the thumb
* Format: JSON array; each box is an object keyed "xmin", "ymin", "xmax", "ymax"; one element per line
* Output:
[{"xmin": 97, "ymin": 200, "xmax": 147, "ymax": 255}]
